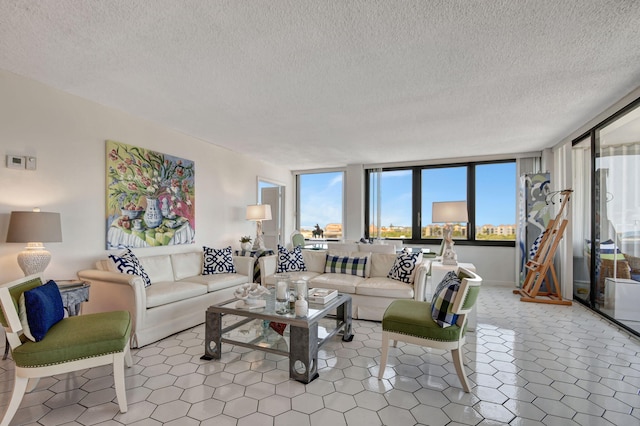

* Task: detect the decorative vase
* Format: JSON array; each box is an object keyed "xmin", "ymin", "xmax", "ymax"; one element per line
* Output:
[
  {"xmin": 295, "ymin": 297, "xmax": 308, "ymax": 317},
  {"xmin": 144, "ymin": 197, "xmax": 163, "ymax": 229},
  {"xmin": 241, "ymin": 242, "xmax": 252, "ymax": 251},
  {"xmin": 161, "ymin": 198, "xmax": 170, "ymax": 217}
]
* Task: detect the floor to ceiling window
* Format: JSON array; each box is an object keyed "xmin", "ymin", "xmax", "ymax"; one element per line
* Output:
[
  {"xmin": 368, "ymin": 169, "xmax": 413, "ymax": 240},
  {"xmin": 366, "ymin": 161, "xmax": 516, "ymax": 245},
  {"xmin": 296, "ymin": 171, "xmax": 344, "ymax": 240},
  {"xmin": 572, "ymin": 98, "xmax": 640, "ymax": 336}
]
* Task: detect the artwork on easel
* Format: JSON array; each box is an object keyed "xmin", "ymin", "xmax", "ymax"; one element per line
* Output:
[
  {"xmin": 517, "ymin": 173, "xmax": 551, "ymax": 286},
  {"xmin": 514, "ymin": 189, "xmax": 573, "ymax": 306},
  {"xmin": 105, "ymin": 140, "xmax": 195, "ymax": 249}
]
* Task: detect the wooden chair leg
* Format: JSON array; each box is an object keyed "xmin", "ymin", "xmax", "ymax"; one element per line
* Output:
[
  {"xmin": 1, "ymin": 375, "xmax": 29, "ymax": 426},
  {"xmin": 451, "ymin": 348, "xmax": 471, "ymax": 392},
  {"xmin": 113, "ymin": 353, "xmax": 128, "ymax": 413},
  {"xmin": 378, "ymin": 331, "xmax": 390, "ymax": 379}
]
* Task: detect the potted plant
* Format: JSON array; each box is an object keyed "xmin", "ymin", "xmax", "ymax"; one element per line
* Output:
[{"xmin": 240, "ymin": 236, "xmax": 253, "ymax": 251}]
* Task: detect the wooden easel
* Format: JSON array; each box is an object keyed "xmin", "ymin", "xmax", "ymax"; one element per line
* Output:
[{"xmin": 514, "ymin": 189, "xmax": 573, "ymax": 305}]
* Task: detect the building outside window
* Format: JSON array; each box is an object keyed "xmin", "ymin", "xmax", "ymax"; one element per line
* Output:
[
  {"xmin": 475, "ymin": 162, "xmax": 517, "ymax": 241},
  {"xmin": 367, "ymin": 161, "xmax": 516, "ymax": 244},
  {"xmin": 421, "ymin": 166, "xmax": 467, "ymax": 240},
  {"xmin": 369, "ymin": 169, "xmax": 413, "ymax": 240}
]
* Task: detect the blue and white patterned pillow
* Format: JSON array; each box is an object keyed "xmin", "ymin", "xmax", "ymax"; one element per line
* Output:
[
  {"xmin": 203, "ymin": 246, "xmax": 237, "ymax": 275},
  {"xmin": 431, "ymin": 271, "xmax": 462, "ymax": 328},
  {"xmin": 108, "ymin": 248, "xmax": 152, "ymax": 287},
  {"xmin": 387, "ymin": 251, "xmax": 421, "ymax": 283},
  {"xmin": 529, "ymin": 230, "xmax": 546, "ymax": 259},
  {"xmin": 277, "ymin": 245, "xmax": 307, "ymax": 273},
  {"xmin": 324, "ymin": 255, "xmax": 367, "ymax": 277}
]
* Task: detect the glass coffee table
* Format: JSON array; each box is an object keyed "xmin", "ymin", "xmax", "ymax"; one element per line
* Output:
[{"xmin": 201, "ymin": 292, "xmax": 353, "ymax": 383}]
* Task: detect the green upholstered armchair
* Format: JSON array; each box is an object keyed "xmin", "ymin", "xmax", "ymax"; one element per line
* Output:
[
  {"xmin": 291, "ymin": 230, "xmax": 305, "ymax": 248},
  {"xmin": 377, "ymin": 266, "xmax": 482, "ymax": 392},
  {"xmin": 0, "ymin": 274, "xmax": 132, "ymax": 426}
]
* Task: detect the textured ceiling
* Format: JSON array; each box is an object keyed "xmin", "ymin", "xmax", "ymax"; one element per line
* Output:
[{"xmin": 1, "ymin": 1, "xmax": 639, "ymax": 170}]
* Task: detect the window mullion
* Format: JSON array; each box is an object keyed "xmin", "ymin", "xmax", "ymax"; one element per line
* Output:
[
  {"xmin": 412, "ymin": 167, "xmax": 421, "ymax": 240},
  {"xmin": 468, "ymin": 165, "xmax": 475, "ymax": 242}
]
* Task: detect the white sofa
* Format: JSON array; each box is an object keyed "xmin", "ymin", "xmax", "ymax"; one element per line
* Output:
[
  {"xmin": 259, "ymin": 244, "xmax": 430, "ymax": 321},
  {"xmin": 77, "ymin": 251, "xmax": 254, "ymax": 348}
]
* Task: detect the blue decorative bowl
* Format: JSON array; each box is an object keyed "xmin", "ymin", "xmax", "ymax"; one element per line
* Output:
[{"xmin": 120, "ymin": 209, "xmax": 142, "ymax": 219}]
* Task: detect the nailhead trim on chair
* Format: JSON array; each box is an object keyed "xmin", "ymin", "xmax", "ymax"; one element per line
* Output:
[
  {"xmin": 385, "ymin": 323, "xmax": 467, "ymax": 343},
  {"xmin": 18, "ymin": 351, "xmax": 122, "ymax": 368}
]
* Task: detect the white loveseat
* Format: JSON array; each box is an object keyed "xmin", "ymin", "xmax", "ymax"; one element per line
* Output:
[
  {"xmin": 259, "ymin": 244, "xmax": 430, "ymax": 321},
  {"xmin": 77, "ymin": 251, "xmax": 254, "ymax": 347}
]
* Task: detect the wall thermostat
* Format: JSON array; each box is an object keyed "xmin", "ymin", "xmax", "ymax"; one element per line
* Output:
[{"xmin": 6, "ymin": 155, "xmax": 25, "ymax": 169}]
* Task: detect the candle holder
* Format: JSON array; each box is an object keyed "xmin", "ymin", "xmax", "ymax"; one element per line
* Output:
[{"xmin": 275, "ymin": 278, "xmax": 290, "ymax": 315}]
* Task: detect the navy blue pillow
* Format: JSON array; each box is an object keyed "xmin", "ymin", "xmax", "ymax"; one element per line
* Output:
[{"xmin": 24, "ymin": 280, "xmax": 65, "ymax": 341}]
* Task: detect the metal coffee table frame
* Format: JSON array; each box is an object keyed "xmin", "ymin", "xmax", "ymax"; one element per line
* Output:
[{"xmin": 202, "ymin": 293, "xmax": 353, "ymax": 383}]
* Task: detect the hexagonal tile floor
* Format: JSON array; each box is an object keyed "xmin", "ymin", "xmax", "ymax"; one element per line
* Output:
[{"xmin": 2, "ymin": 283, "xmax": 640, "ymax": 425}]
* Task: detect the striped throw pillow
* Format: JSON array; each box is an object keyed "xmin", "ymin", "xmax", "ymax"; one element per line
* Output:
[
  {"xmin": 324, "ymin": 255, "xmax": 368, "ymax": 277},
  {"xmin": 431, "ymin": 271, "xmax": 461, "ymax": 328}
]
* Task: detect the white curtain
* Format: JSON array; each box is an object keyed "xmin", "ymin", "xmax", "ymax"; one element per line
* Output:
[
  {"xmin": 572, "ymin": 146, "xmax": 591, "ymax": 256},
  {"xmin": 369, "ymin": 168, "xmax": 383, "ymax": 240},
  {"xmin": 599, "ymin": 142, "xmax": 640, "ymax": 256}
]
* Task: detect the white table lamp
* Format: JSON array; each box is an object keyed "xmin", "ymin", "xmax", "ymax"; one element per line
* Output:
[
  {"xmin": 246, "ymin": 204, "xmax": 272, "ymax": 250},
  {"xmin": 432, "ymin": 201, "xmax": 468, "ymax": 265},
  {"xmin": 6, "ymin": 210, "xmax": 62, "ymax": 275}
]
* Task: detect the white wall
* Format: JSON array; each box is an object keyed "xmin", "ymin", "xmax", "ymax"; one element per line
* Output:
[{"xmin": 0, "ymin": 70, "xmax": 293, "ymax": 283}]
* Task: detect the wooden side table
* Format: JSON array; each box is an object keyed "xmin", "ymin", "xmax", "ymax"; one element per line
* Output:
[{"xmin": 429, "ymin": 261, "xmax": 478, "ymax": 331}]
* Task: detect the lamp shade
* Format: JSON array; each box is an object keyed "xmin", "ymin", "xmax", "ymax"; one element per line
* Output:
[
  {"xmin": 432, "ymin": 201, "xmax": 468, "ymax": 223},
  {"xmin": 6, "ymin": 211, "xmax": 62, "ymax": 243},
  {"xmin": 246, "ymin": 204, "xmax": 272, "ymax": 221}
]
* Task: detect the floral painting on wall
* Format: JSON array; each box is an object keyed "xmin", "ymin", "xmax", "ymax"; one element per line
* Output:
[{"xmin": 106, "ymin": 140, "xmax": 195, "ymax": 249}]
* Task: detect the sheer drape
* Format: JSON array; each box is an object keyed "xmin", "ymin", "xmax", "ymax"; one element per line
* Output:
[
  {"xmin": 598, "ymin": 142, "xmax": 640, "ymax": 257},
  {"xmin": 572, "ymin": 146, "xmax": 591, "ymax": 256}
]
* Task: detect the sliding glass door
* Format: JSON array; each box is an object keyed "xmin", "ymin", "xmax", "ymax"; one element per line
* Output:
[
  {"xmin": 573, "ymin": 99, "xmax": 640, "ymax": 335},
  {"xmin": 596, "ymin": 105, "xmax": 640, "ymax": 331}
]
